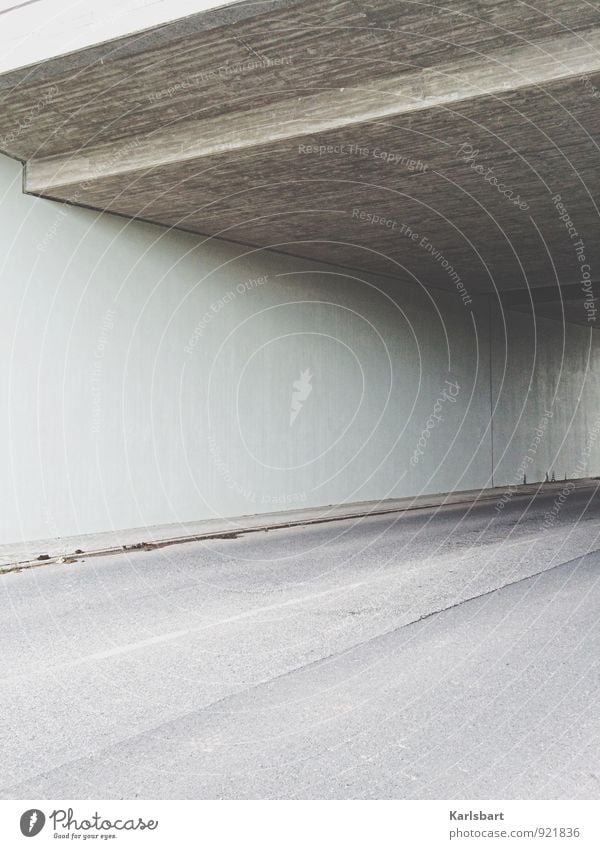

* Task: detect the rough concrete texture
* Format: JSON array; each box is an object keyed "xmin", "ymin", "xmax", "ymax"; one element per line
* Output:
[{"xmin": 1, "ymin": 1, "xmax": 600, "ymax": 302}]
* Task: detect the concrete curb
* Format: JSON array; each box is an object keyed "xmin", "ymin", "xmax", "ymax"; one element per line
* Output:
[{"xmin": 1, "ymin": 477, "xmax": 598, "ymax": 575}]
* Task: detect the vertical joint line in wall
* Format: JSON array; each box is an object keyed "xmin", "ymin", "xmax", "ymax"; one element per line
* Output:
[{"xmin": 489, "ymin": 301, "xmax": 494, "ymax": 488}]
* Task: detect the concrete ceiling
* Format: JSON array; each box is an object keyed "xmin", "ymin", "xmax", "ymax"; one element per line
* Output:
[{"xmin": 1, "ymin": 0, "xmax": 600, "ymax": 321}]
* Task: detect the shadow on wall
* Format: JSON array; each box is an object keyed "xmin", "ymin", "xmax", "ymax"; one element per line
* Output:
[{"xmin": 0, "ymin": 151, "xmax": 598, "ymax": 543}]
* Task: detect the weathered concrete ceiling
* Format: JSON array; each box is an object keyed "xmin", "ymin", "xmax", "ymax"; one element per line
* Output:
[{"xmin": 1, "ymin": 0, "xmax": 600, "ymax": 319}]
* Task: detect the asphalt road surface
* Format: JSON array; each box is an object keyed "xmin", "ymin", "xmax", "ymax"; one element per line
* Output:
[{"xmin": 1, "ymin": 484, "xmax": 600, "ymax": 799}]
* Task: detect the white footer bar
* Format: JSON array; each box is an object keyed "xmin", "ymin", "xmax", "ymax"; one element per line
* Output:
[{"xmin": 0, "ymin": 800, "xmax": 598, "ymax": 847}]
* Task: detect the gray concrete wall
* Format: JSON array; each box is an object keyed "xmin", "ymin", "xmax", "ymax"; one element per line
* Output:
[
  {"xmin": 491, "ymin": 306, "xmax": 600, "ymax": 488},
  {"xmin": 0, "ymin": 151, "xmax": 598, "ymax": 544}
]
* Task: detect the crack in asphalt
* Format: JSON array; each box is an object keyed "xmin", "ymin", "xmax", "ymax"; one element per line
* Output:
[{"xmin": 2, "ymin": 545, "xmax": 599, "ymax": 796}]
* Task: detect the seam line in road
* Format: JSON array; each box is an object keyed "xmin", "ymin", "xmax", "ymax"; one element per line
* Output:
[{"xmin": 43, "ymin": 545, "xmax": 600, "ymax": 672}]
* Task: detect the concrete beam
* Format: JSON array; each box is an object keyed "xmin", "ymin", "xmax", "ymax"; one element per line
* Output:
[
  {"xmin": 3, "ymin": 0, "xmax": 600, "ymax": 297},
  {"xmin": 25, "ymin": 27, "xmax": 600, "ymax": 194}
]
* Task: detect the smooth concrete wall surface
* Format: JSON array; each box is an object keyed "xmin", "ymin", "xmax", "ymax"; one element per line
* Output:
[
  {"xmin": 0, "ymin": 150, "xmax": 598, "ymax": 544},
  {"xmin": 491, "ymin": 307, "xmax": 600, "ymax": 488}
]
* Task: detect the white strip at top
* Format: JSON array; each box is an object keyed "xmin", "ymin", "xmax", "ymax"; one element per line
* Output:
[{"xmin": 0, "ymin": 0, "xmax": 241, "ymax": 75}]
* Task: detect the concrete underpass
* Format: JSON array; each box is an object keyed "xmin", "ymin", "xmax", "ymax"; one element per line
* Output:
[{"xmin": 0, "ymin": 0, "xmax": 599, "ymax": 802}]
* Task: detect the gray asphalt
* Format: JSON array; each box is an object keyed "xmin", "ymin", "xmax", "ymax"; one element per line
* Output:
[{"xmin": 1, "ymin": 485, "xmax": 600, "ymax": 799}]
